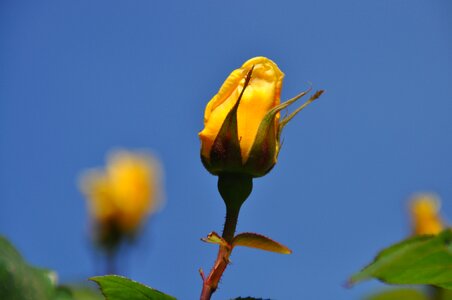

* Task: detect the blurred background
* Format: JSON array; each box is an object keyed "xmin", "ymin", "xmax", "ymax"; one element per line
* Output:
[{"xmin": 1, "ymin": 0, "xmax": 451, "ymax": 299}]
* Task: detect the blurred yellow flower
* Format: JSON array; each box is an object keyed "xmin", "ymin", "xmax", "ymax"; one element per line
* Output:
[
  {"xmin": 80, "ymin": 150, "xmax": 162, "ymax": 244},
  {"xmin": 410, "ymin": 193, "xmax": 444, "ymax": 235}
]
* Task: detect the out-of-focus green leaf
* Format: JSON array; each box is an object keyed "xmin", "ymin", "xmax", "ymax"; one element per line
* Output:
[
  {"xmin": 364, "ymin": 287, "xmax": 452, "ymax": 300},
  {"xmin": 0, "ymin": 235, "xmax": 61, "ymax": 300},
  {"xmin": 232, "ymin": 232, "xmax": 292, "ymax": 254},
  {"xmin": 441, "ymin": 289, "xmax": 452, "ymax": 300},
  {"xmin": 91, "ymin": 275, "xmax": 176, "ymax": 300},
  {"xmin": 54, "ymin": 287, "xmax": 74, "ymax": 300},
  {"xmin": 201, "ymin": 232, "xmax": 229, "ymax": 247},
  {"xmin": 63, "ymin": 284, "xmax": 103, "ymax": 300},
  {"xmin": 363, "ymin": 288, "xmax": 428, "ymax": 300},
  {"xmin": 439, "ymin": 288, "xmax": 452, "ymax": 300},
  {"xmin": 350, "ymin": 229, "xmax": 452, "ymax": 289},
  {"xmin": 231, "ymin": 297, "xmax": 271, "ymax": 300}
]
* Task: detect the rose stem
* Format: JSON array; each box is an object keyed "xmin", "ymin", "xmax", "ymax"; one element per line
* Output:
[
  {"xmin": 200, "ymin": 205, "xmax": 240, "ymax": 300},
  {"xmin": 200, "ymin": 174, "xmax": 252, "ymax": 300}
]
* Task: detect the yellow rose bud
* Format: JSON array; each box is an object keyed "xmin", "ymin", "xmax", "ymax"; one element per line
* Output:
[
  {"xmin": 80, "ymin": 150, "xmax": 163, "ymax": 247},
  {"xmin": 409, "ymin": 193, "xmax": 444, "ymax": 236},
  {"xmin": 199, "ymin": 56, "xmax": 322, "ymax": 177}
]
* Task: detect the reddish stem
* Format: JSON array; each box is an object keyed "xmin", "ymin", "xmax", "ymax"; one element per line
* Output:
[
  {"xmin": 200, "ymin": 206, "xmax": 240, "ymax": 300},
  {"xmin": 200, "ymin": 174, "xmax": 252, "ymax": 300}
]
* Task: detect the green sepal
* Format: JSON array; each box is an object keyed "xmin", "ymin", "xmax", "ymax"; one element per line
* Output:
[
  {"xmin": 279, "ymin": 89, "xmax": 324, "ymax": 131},
  {"xmin": 245, "ymin": 88, "xmax": 322, "ymax": 173},
  {"xmin": 243, "ymin": 106, "xmax": 278, "ymax": 178},
  {"xmin": 242, "ymin": 88, "xmax": 312, "ymax": 177}
]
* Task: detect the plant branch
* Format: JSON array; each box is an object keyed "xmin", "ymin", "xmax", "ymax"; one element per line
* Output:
[
  {"xmin": 200, "ymin": 174, "xmax": 252, "ymax": 300},
  {"xmin": 200, "ymin": 205, "xmax": 239, "ymax": 300}
]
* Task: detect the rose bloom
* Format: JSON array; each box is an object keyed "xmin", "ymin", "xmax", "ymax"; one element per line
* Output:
[
  {"xmin": 410, "ymin": 193, "xmax": 444, "ymax": 235},
  {"xmin": 199, "ymin": 56, "xmax": 322, "ymax": 178},
  {"xmin": 80, "ymin": 150, "xmax": 162, "ymax": 247}
]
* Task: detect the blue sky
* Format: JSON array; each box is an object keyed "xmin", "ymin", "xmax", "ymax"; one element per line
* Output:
[{"xmin": 1, "ymin": 1, "xmax": 451, "ymax": 299}]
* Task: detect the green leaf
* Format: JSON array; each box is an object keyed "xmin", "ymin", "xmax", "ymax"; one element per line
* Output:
[
  {"xmin": 440, "ymin": 289, "xmax": 452, "ymax": 300},
  {"xmin": 63, "ymin": 284, "xmax": 103, "ymax": 300},
  {"xmin": 232, "ymin": 232, "xmax": 292, "ymax": 254},
  {"xmin": 231, "ymin": 298, "xmax": 271, "ymax": 300},
  {"xmin": 0, "ymin": 235, "xmax": 61, "ymax": 300},
  {"xmin": 90, "ymin": 275, "xmax": 176, "ymax": 300},
  {"xmin": 54, "ymin": 287, "xmax": 75, "ymax": 300},
  {"xmin": 201, "ymin": 232, "xmax": 229, "ymax": 248},
  {"xmin": 350, "ymin": 229, "xmax": 452, "ymax": 289},
  {"xmin": 363, "ymin": 288, "xmax": 428, "ymax": 300}
]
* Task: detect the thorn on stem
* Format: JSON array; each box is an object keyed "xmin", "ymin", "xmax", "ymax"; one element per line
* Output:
[
  {"xmin": 199, "ymin": 268, "xmax": 205, "ymax": 282},
  {"xmin": 222, "ymin": 256, "xmax": 231, "ymax": 265}
]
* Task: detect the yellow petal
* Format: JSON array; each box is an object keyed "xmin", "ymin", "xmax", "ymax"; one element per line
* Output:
[
  {"xmin": 199, "ymin": 57, "xmax": 284, "ymax": 163},
  {"xmin": 80, "ymin": 170, "xmax": 116, "ymax": 223},
  {"xmin": 199, "ymin": 69, "xmax": 244, "ymax": 160},
  {"xmin": 237, "ymin": 57, "xmax": 283, "ymax": 162},
  {"xmin": 106, "ymin": 150, "xmax": 160, "ymax": 232},
  {"xmin": 410, "ymin": 193, "xmax": 444, "ymax": 235}
]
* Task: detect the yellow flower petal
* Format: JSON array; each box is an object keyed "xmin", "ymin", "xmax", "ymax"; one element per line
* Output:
[
  {"xmin": 410, "ymin": 193, "xmax": 444, "ymax": 235},
  {"xmin": 107, "ymin": 151, "xmax": 161, "ymax": 232},
  {"xmin": 199, "ymin": 69, "xmax": 244, "ymax": 160},
  {"xmin": 80, "ymin": 150, "xmax": 162, "ymax": 236},
  {"xmin": 238, "ymin": 57, "xmax": 283, "ymax": 162},
  {"xmin": 80, "ymin": 170, "xmax": 116, "ymax": 224},
  {"xmin": 199, "ymin": 56, "xmax": 284, "ymax": 163}
]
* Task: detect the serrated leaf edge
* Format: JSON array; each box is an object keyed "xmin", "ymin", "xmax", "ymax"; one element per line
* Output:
[{"xmin": 90, "ymin": 275, "xmax": 176, "ymax": 300}]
